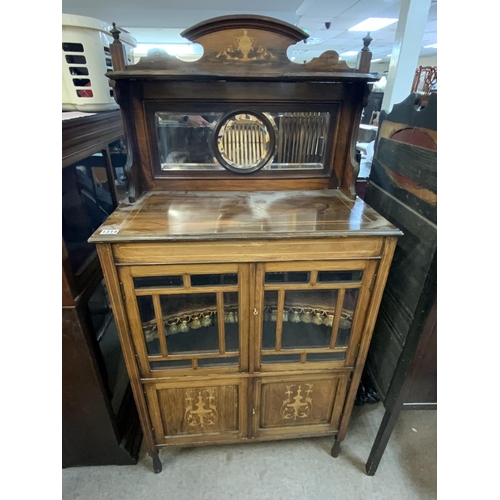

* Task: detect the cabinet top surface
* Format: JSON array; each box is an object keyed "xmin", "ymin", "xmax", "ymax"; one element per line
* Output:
[{"xmin": 89, "ymin": 189, "xmax": 401, "ymax": 243}]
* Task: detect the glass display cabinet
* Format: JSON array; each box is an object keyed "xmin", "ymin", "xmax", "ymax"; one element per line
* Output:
[
  {"xmin": 62, "ymin": 111, "xmax": 142, "ymax": 467},
  {"xmin": 89, "ymin": 15, "xmax": 402, "ymax": 473}
]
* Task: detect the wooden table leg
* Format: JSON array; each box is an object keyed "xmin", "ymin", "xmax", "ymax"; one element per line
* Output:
[{"xmin": 365, "ymin": 406, "xmax": 401, "ymax": 476}]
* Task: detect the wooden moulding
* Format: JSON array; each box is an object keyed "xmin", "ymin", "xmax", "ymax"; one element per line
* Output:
[{"xmin": 108, "ymin": 15, "xmax": 375, "ymax": 80}]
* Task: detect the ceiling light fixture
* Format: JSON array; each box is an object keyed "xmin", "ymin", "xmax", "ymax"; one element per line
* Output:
[
  {"xmin": 424, "ymin": 43, "xmax": 437, "ymax": 49},
  {"xmin": 371, "ymin": 59, "xmax": 382, "ymax": 62},
  {"xmin": 348, "ymin": 18, "xmax": 398, "ymax": 32}
]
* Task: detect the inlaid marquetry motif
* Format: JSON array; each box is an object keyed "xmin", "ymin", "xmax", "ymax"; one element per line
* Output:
[
  {"xmin": 216, "ymin": 29, "xmax": 276, "ymax": 61},
  {"xmin": 184, "ymin": 389, "xmax": 218, "ymax": 430},
  {"xmin": 280, "ymin": 384, "xmax": 313, "ymax": 420}
]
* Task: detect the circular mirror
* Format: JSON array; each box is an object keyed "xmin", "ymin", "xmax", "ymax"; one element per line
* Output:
[{"xmin": 214, "ymin": 111, "xmax": 276, "ymax": 173}]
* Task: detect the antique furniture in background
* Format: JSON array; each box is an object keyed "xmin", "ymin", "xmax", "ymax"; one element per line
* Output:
[
  {"xmin": 411, "ymin": 66, "xmax": 437, "ymax": 108},
  {"xmin": 362, "ymin": 93, "xmax": 437, "ymax": 475},
  {"xmin": 361, "ymin": 91, "xmax": 383, "ymax": 125},
  {"xmin": 90, "ymin": 15, "xmax": 401, "ymax": 473},
  {"xmin": 62, "ymin": 111, "xmax": 142, "ymax": 467}
]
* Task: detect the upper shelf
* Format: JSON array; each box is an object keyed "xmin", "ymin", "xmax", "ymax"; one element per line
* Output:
[{"xmin": 106, "ymin": 15, "xmax": 377, "ymax": 82}]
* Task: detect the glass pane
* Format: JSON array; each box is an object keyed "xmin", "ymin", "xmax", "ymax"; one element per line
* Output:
[
  {"xmin": 155, "ymin": 111, "xmax": 330, "ymax": 172},
  {"xmin": 224, "ymin": 292, "xmax": 239, "ymax": 352},
  {"xmin": 160, "ymin": 293, "xmax": 219, "ymax": 354},
  {"xmin": 87, "ymin": 280, "xmax": 129, "ymax": 415},
  {"xmin": 262, "ymin": 290, "xmax": 278, "ymax": 350},
  {"xmin": 280, "ymin": 289, "xmax": 339, "ymax": 349},
  {"xmin": 151, "ymin": 359, "xmax": 191, "ymax": 370},
  {"xmin": 87, "ymin": 280, "xmax": 110, "ymax": 333},
  {"xmin": 137, "ymin": 296, "xmax": 160, "ymax": 356},
  {"xmin": 265, "ymin": 272, "xmax": 310, "ymax": 284},
  {"xmin": 156, "ymin": 112, "xmax": 224, "ymax": 170},
  {"xmin": 336, "ymin": 289, "xmax": 359, "ymax": 347},
  {"xmin": 307, "ymin": 352, "xmax": 345, "ymax": 361},
  {"xmin": 317, "ymin": 271, "xmax": 363, "ymax": 283},
  {"xmin": 198, "ymin": 357, "xmax": 238, "ymax": 367},
  {"xmin": 62, "ymin": 152, "xmax": 114, "ymax": 274},
  {"xmin": 108, "ymin": 138, "xmax": 129, "ymax": 203},
  {"xmin": 133, "ymin": 276, "xmax": 183, "ymax": 288},
  {"xmin": 262, "ymin": 354, "xmax": 301, "ymax": 364},
  {"xmin": 191, "ymin": 274, "xmax": 238, "ymax": 287}
]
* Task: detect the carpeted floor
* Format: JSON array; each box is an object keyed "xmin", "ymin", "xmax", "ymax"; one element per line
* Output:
[{"xmin": 62, "ymin": 403, "xmax": 436, "ymax": 500}]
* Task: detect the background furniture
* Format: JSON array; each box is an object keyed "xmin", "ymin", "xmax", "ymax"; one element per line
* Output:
[
  {"xmin": 362, "ymin": 92, "xmax": 437, "ymax": 475},
  {"xmin": 91, "ymin": 15, "xmax": 401, "ymax": 474},
  {"xmin": 361, "ymin": 90, "xmax": 383, "ymax": 125},
  {"xmin": 62, "ymin": 111, "xmax": 142, "ymax": 467}
]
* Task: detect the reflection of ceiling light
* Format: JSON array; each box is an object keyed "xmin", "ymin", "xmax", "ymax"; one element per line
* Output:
[
  {"xmin": 133, "ymin": 43, "xmax": 200, "ymax": 56},
  {"xmin": 424, "ymin": 43, "xmax": 437, "ymax": 49},
  {"xmin": 305, "ymin": 38, "xmax": 324, "ymax": 45},
  {"xmin": 340, "ymin": 50, "xmax": 359, "ymax": 57},
  {"xmin": 371, "ymin": 59, "xmax": 382, "ymax": 62},
  {"xmin": 348, "ymin": 18, "xmax": 398, "ymax": 31}
]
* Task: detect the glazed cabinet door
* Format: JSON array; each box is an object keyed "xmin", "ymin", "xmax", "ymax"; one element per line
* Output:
[
  {"xmin": 251, "ymin": 372, "xmax": 349, "ymax": 438},
  {"xmin": 253, "ymin": 260, "xmax": 377, "ymax": 371},
  {"xmin": 145, "ymin": 377, "xmax": 248, "ymax": 445},
  {"xmin": 118, "ymin": 263, "xmax": 250, "ymax": 377}
]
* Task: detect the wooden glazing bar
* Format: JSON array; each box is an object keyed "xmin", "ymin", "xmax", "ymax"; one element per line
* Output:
[
  {"xmin": 301, "ymin": 352, "xmax": 307, "ymax": 363},
  {"xmin": 310, "ymin": 270, "xmax": 318, "ymax": 285},
  {"xmin": 148, "ymin": 351, "xmax": 239, "ymax": 362},
  {"xmin": 261, "ymin": 346, "xmax": 347, "ymax": 354},
  {"xmin": 152, "ymin": 294, "xmax": 168, "ymax": 357},
  {"xmin": 183, "ymin": 274, "xmax": 191, "ymax": 289},
  {"xmin": 129, "ymin": 263, "xmax": 239, "ymax": 277},
  {"xmin": 263, "ymin": 282, "xmax": 361, "ymax": 291},
  {"xmin": 217, "ymin": 291, "xmax": 225, "ymax": 354},
  {"xmin": 330, "ymin": 288, "xmax": 345, "ymax": 349},
  {"xmin": 192, "ymin": 359, "xmax": 198, "ymax": 369},
  {"xmin": 135, "ymin": 286, "xmax": 239, "ymax": 296},
  {"xmin": 253, "ymin": 264, "xmax": 265, "ymax": 372},
  {"xmin": 275, "ymin": 289, "xmax": 285, "ymax": 351},
  {"xmin": 238, "ymin": 263, "xmax": 250, "ymax": 372}
]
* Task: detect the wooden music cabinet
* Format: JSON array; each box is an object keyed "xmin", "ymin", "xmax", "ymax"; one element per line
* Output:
[{"xmin": 89, "ymin": 15, "xmax": 402, "ymax": 473}]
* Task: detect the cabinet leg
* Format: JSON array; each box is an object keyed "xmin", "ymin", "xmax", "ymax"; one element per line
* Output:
[
  {"xmin": 330, "ymin": 438, "xmax": 341, "ymax": 458},
  {"xmin": 152, "ymin": 453, "xmax": 162, "ymax": 473}
]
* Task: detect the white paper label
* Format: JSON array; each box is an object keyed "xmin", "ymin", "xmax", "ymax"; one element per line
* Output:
[{"xmin": 100, "ymin": 229, "xmax": 119, "ymax": 235}]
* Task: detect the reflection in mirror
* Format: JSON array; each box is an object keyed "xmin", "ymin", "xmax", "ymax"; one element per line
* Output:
[
  {"xmin": 216, "ymin": 112, "xmax": 274, "ymax": 173},
  {"xmin": 155, "ymin": 111, "xmax": 330, "ymax": 172}
]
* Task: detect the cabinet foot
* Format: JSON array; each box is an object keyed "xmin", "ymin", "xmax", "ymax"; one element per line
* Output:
[
  {"xmin": 331, "ymin": 439, "xmax": 341, "ymax": 458},
  {"xmin": 152, "ymin": 453, "xmax": 162, "ymax": 473}
]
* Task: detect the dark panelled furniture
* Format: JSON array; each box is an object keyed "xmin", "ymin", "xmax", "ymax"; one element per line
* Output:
[{"xmin": 363, "ymin": 93, "xmax": 437, "ymax": 475}]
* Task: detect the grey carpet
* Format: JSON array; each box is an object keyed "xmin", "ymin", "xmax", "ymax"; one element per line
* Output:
[{"xmin": 62, "ymin": 403, "xmax": 436, "ymax": 500}]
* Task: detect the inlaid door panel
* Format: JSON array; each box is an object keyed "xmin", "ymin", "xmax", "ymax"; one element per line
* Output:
[
  {"xmin": 252, "ymin": 372, "xmax": 349, "ymax": 438},
  {"xmin": 145, "ymin": 377, "xmax": 248, "ymax": 444},
  {"xmin": 118, "ymin": 263, "xmax": 249, "ymax": 376},
  {"xmin": 254, "ymin": 260, "xmax": 377, "ymax": 371}
]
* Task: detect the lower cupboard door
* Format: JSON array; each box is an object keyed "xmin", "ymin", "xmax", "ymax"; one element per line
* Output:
[
  {"xmin": 252, "ymin": 372, "xmax": 350, "ymax": 438},
  {"xmin": 145, "ymin": 378, "xmax": 248, "ymax": 445}
]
